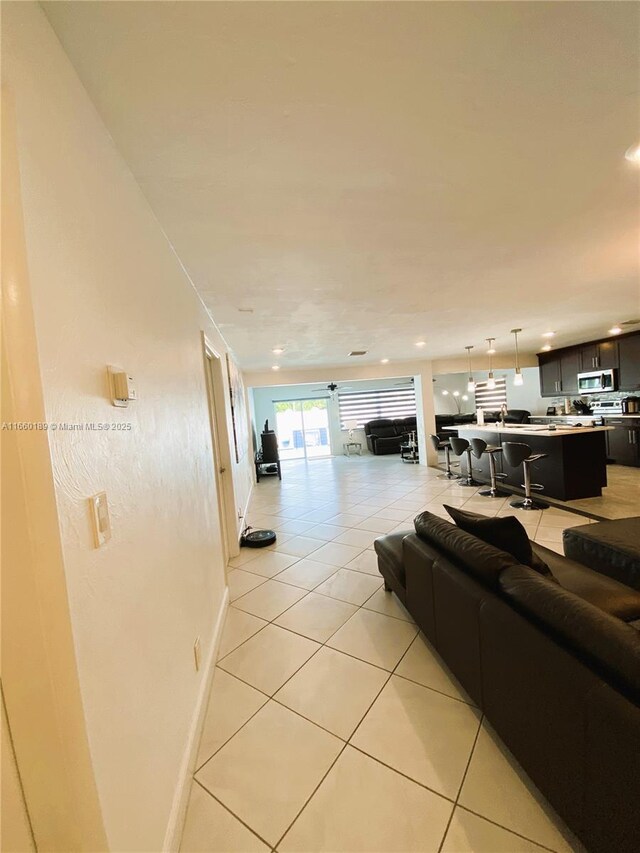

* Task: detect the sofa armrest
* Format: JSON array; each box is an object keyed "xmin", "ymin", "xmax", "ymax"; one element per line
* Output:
[
  {"xmin": 403, "ymin": 533, "xmax": 438, "ymax": 641},
  {"xmin": 366, "ymin": 435, "xmax": 377, "ymax": 453}
]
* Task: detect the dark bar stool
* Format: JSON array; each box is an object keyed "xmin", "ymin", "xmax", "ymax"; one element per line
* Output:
[
  {"xmin": 429, "ymin": 434, "xmax": 458, "ymax": 480},
  {"xmin": 449, "ymin": 436, "xmax": 480, "ymax": 487},
  {"xmin": 469, "ymin": 438, "xmax": 507, "ymax": 498},
  {"xmin": 502, "ymin": 442, "xmax": 549, "ymax": 510}
]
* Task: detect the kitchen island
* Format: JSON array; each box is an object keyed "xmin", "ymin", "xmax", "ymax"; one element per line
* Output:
[{"xmin": 444, "ymin": 424, "xmax": 613, "ymax": 501}]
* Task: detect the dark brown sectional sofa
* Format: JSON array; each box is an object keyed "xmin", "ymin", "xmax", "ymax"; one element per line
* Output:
[{"xmin": 374, "ymin": 513, "xmax": 640, "ymax": 853}]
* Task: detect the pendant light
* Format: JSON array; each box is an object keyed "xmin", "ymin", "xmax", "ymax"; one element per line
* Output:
[
  {"xmin": 465, "ymin": 346, "xmax": 475, "ymax": 392},
  {"xmin": 486, "ymin": 338, "xmax": 496, "ymax": 390},
  {"xmin": 511, "ymin": 328, "xmax": 524, "ymax": 385}
]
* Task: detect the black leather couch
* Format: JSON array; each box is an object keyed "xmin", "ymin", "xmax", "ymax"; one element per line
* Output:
[
  {"xmin": 364, "ymin": 417, "xmax": 417, "ymax": 454},
  {"xmin": 375, "ymin": 513, "xmax": 640, "ymax": 853}
]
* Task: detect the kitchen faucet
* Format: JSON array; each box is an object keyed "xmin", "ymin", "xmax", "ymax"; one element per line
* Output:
[{"xmin": 500, "ymin": 403, "xmax": 508, "ymax": 427}]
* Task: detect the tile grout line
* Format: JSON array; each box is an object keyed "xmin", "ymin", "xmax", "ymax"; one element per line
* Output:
[{"xmin": 190, "ymin": 458, "xmax": 582, "ymax": 851}]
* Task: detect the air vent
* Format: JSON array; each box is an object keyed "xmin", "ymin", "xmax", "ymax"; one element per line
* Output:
[{"xmin": 348, "ymin": 350, "xmax": 367, "ymax": 356}]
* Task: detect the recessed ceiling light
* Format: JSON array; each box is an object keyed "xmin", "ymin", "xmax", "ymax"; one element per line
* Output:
[
  {"xmin": 542, "ymin": 331, "xmax": 556, "ymax": 338},
  {"xmin": 625, "ymin": 143, "xmax": 640, "ymax": 164},
  {"xmin": 271, "ymin": 365, "xmax": 280, "ymax": 371},
  {"xmin": 541, "ymin": 343, "xmax": 552, "ymax": 352},
  {"xmin": 380, "ymin": 358, "xmax": 390, "ymax": 364},
  {"xmin": 609, "ymin": 325, "xmax": 622, "ymax": 335},
  {"xmin": 415, "ymin": 341, "xmax": 426, "ymax": 348},
  {"xmin": 272, "ymin": 347, "xmax": 285, "ymax": 354}
]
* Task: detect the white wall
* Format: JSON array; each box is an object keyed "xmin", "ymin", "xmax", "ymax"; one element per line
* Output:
[
  {"xmin": 434, "ymin": 367, "xmax": 549, "ymax": 415},
  {"xmin": 2, "ymin": 4, "xmax": 252, "ymax": 850},
  {"xmin": 251, "ymin": 376, "xmax": 414, "ymax": 456}
]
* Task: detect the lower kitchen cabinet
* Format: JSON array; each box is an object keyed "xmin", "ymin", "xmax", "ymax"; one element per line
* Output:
[{"xmin": 604, "ymin": 418, "xmax": 640, "ymax": 467}]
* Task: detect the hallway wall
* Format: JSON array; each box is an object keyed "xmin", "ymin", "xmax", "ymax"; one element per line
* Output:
[{"xmin": 2, "ymin": 4, "xmax": 252, "ymax": 850}]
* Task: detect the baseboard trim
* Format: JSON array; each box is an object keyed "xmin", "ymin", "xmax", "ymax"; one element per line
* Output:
[{"xmin": 162, "ymin": 587, "xmax": 229, "ymax": 852}]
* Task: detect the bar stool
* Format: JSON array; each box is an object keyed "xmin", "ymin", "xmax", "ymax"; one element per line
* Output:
[
  {"xmin": 502, "ymin": 442, "xmax": 549, "ymax": 510},
  {"xmin": 449, "ymin": 436, "xmax": 480, "ymax": 487},
  {"xmin": 429, "ymin": 434, "xmax": 458, "ymax": 480},
  {"xmin": 469, "ymin": 438, "xmax": 507, "ymax": 498}
]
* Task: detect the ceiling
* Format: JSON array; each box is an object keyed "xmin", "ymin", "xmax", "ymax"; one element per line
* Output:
[{"xmin": 43, "ymin": 1, "xmax": 640, "ymax": 371}]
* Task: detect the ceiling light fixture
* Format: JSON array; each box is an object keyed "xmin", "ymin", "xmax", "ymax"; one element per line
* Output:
[
  {"xmin": 380, "ymin": 358, "xmax": 390, "ymax": 364},
  {"xmin": 625, "ymin": 143, "xmax": 640, "ymax": 164},
  {"xmin": 542, "ymin": 331, "xmax": 556, "ymax": 338},
  {"xmin": 609, "ymin": 325, "xmax": 622, "ymax": 335},
  {"xmin": 486, "ymin": 338, "xmax": 496, "ymax": 389},
  {"xmin": 465, "ymin": 345, "xmax": 475, "ymax": 392},
  {"xmin": 415, "ymin": 341, "xmax": 426, "ymax": 348},
  {"xmin": 511, "ymin": 328, "xmax": 524, "ymax": 386},
  {"xmin": 271, "ymin": 365, "xmax": 280, "ymax": 371},
  {"xmin": 541, "ymin": 343, "xmax": 552, "ymax": 352},
  {"xmin": 272, "ymin": 347, "xmax": 285, "ymax": 354}
]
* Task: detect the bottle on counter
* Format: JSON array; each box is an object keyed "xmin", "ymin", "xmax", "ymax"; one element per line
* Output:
[
  {"xmin": 564, "ymin": 398, "xmax": 572, "ymax": 415},
  {"xmin": 476, "ymin": 407, "xmax": 485, "ymax": 426}
]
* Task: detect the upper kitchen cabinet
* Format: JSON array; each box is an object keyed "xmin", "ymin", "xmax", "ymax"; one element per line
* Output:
[
  {"xmin": 559, "ymin": 349, "xmax": 581, "ymax": 395},
  {"xmin": 619, "ymin": 334, "xmax": 640, "ymax": 390},
  {"xmin": 539, "ymin": 349, "xmax": 581, "ymax": 396},
  {"xmin": 538, "ymin": 331, "xmax": 639, "ymax": 397},
  {"xmin": 579, "ymin": 340, "xmax": 619, "ymax": 371}
]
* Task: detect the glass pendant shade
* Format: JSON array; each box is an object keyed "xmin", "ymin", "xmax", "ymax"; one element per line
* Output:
[
  {"xmin": 514, "ymin": 369, "xmax": 524, "ymax": 386},
  {"xmin": 487, "ymin": 372, "xmax": 496, "ymax": 390}
]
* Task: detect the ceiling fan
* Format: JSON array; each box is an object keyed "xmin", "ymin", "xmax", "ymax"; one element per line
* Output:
[{"xmin": 310, "ymin": 381, "xmax": 352, "ymax": 398}]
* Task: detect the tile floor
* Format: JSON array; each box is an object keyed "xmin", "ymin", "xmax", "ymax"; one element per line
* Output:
[{"xmin": 181, "ymin": 455, "xmax": 592, "ymax": 852}]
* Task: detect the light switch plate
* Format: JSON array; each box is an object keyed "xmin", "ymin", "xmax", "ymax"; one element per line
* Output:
[{"xmin": 89, "ymin": 491, "xmax": 111, "ymax": 547}]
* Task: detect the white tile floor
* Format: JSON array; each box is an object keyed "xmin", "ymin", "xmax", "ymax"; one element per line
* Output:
[{"xmin": 182, "ymin": 455, "xmax": 589, "ymax": 852}]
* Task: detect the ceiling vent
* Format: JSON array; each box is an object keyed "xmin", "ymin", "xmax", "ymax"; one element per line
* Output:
[{"xmin": 348, "ymin": 350, "xmax": 367, "ymax": 356}]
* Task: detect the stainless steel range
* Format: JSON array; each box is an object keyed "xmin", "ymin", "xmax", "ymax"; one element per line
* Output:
[{"xmin": 590, "ymin": 399, "xmax": 623, "ymax": 416}]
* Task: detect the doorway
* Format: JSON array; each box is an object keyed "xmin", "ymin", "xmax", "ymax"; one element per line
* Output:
[
  {"xmin": 274, "ymin": 398, "xmax": 332, "ymax": 460},
  {"xmin": 202, "ymin": 337, "xmax": 238, "ymax": 564}
]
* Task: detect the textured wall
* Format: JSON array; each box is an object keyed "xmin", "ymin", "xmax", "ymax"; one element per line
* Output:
[{"xmin": 2, "ymin": 4, "xmax": 252, "ymax": 850}]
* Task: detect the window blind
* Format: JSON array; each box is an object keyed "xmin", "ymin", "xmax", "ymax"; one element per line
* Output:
[
  {"xmin": 474, "ymin": 377, "xmax": 507, "ymax": 410},
  {"xmin": 338, "ymin": 386, "xmax": 416, "ymax": 428}
]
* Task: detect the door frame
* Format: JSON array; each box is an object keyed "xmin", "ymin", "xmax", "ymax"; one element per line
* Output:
[{"xmin": 201, "ymin": 335, "xmax": 238, "ymax": 563}]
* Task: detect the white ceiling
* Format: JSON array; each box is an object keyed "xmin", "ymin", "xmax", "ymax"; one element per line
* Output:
[{"xmin": 43, "ymin": 1, "xmax": 640, "ymax": 370}]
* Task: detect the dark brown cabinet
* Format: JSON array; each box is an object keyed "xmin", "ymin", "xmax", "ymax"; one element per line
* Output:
[
  {"xmin": 539, "ymin": 353, "xmax": 561, "ymax": 396},
  {"xmin": 538, "ymin": 331, "xmax": 639, "ymax": 397},
  {"xmin": 619, "ymin": 334, "xmax": 640, "ymax": 390},
  {"xmin": 539, "ymin": 349, "xmax": 581, "ymax": 396},
  {"xmin": 559, "ymin": 349, "xmax": 581, "ymax": 395},
  {"xmin": 605, "ymin": 418, "xmax": 640, "ymax": 467},
  {"xmin": 579, "ymin": 341, "xmax": 618, "ymax": 372}
]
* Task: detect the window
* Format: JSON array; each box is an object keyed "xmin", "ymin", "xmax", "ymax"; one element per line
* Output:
[
  {"xmin": 474, "ymin": 377, "xmax": 507, "ymax": 410},
  {"xmin": 338, "ymin": 386, "xmax": 416, "ymax": 428}
]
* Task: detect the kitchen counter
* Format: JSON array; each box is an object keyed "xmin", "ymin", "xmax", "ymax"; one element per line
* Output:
[
  {"xmin": 442, "ymin": 424, "xmax": 611, "ymax": 501},
  {"xmin": 444, "ymin": 424, "xmax": 613, "ymax": 438}
]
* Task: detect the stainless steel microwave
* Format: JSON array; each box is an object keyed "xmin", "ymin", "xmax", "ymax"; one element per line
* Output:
[{"xmin": 577, "ymin": 369, "xmax": 617, "ymax": 394}]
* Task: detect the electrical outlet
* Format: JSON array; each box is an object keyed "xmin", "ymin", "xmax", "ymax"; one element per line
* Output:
[{"xmin": 193, "ymin": 637, "xmax": 201, "ymax": 672}]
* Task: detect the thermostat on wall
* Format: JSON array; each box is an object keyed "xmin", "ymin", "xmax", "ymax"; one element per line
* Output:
[{"xmin": 108, "ymin": 366, "xmax": 137, "ymax": 407}]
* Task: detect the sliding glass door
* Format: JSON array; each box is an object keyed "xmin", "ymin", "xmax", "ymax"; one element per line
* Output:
[{"xmin": 274, "ymin": 399, "xmax": 332, "ymax": 460}]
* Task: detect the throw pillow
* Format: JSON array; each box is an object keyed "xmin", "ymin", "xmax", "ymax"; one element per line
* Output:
[{"xmin": 443, "ymin": 505, "xmax": 551, "ymax": 575}]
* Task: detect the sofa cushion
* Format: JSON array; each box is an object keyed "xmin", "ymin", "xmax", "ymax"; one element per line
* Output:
[
  {"xmin": 372, "ymin": 426, "xmax": 397, "ymax": 438},
  {"xmin": 374, "ymin": 530, "xmax": 411, "ymax": 587},
  {"xmin": 563, "ymin": 517, "xmax": 640, "ymax": 591},
  {"xmin": 532, "ymin": 543, "xmax": 640, "ymax": 622},
  {"xmin": 414, "ymin": 511, "xmax": 519, "ymax": 588},
  {"xmin": 444, "ymin": 505, "xmax": 551, "ymax": 576},
  {"xmin": 500, "ymin": 565, "xmax": 640, "ymax": 704}
]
